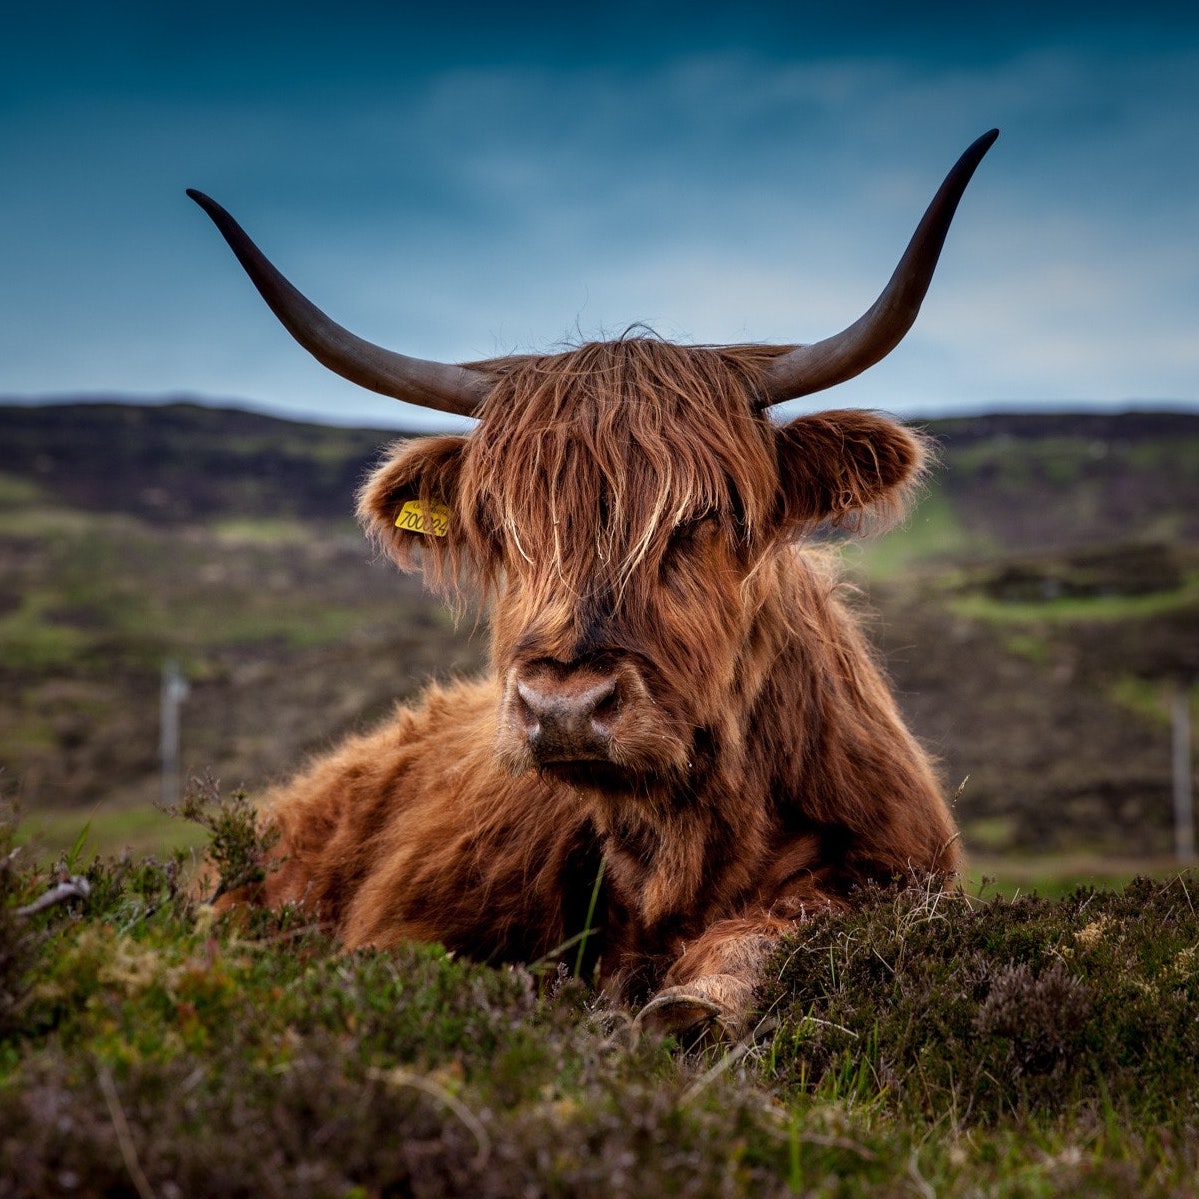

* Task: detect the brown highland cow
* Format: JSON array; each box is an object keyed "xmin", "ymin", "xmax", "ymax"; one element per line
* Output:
[{"xmin": 188, "ymin": 130, "xmax": 997, "ymax": 1037}]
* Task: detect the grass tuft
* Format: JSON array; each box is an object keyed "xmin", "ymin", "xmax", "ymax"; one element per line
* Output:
[
  {"xmin": 6, "ymin": 822, "xmax": 1199, "ymax": 1195},
  {"xmin": 164, "ymin": 772, "xmax": 277, "ymax": 904}
]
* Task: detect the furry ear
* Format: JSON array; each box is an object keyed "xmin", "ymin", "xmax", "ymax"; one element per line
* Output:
[
  {"xmin": 773, "ymin": 410, "xmax": 928, "ymax": 533},
  {"xmin": 356, "ymin": 435, "xmax": 468, "ymax": 577}
]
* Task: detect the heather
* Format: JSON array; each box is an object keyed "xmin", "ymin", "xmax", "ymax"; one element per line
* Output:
[{"xmin": 4, "ymin": 796, "xmax": 1199, "ymax": 1197}]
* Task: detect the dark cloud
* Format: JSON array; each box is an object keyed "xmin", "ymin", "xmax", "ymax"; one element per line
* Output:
[{"xmin": 1, "ymin": 2, "xmax": 1196, "ymax": 428}]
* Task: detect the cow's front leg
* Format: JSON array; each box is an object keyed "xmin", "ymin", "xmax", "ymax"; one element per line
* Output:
[{"xmin": 638, "ymin": 915, "xmax": 799, "ymax": 1041}]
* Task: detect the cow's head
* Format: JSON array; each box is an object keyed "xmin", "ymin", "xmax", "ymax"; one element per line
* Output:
[
  {"xmin": 353, "ymin": 341, "xmax": 926, "ymax": 793},
  {"xmin": 188, "ymin": 130, "xmax": 996, "ymax": 796}
]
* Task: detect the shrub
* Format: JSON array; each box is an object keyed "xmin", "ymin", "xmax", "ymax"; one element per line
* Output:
[{"xmin": 762, "ymin": 877, "xmax": 1199, "ymax": 1126}]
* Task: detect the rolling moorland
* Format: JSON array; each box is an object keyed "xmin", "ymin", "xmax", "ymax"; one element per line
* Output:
[
  {"xmin": 4, "ymin": 399, "xmax": 1199, "ymax": 1196},
  {"xmin": 1, "ymin": 400, "xmax": 1197, "ymax": 868}
]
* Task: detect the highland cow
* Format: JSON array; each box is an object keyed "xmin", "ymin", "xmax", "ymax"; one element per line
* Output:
[{"xmin": 188, "ymin": 130, "xmax": 997, "ymax": 1036}]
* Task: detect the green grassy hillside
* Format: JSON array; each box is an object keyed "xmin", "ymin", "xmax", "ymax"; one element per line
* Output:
[{"xmin": 2, "ymin": 401, "xmax": 1197, "ymax": 871}]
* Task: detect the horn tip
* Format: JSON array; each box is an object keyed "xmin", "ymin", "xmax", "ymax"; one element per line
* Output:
[{"xmin": 186, "ymin": 188, "xmax": 221, "ymax": 215}]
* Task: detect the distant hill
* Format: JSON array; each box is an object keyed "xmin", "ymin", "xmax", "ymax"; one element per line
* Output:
[
  {"xmin": 924, "ymin": 410, "xmax": 1199, "ymax": 553},
  {"xmin": 4, "ymin": 400, "xmax": 1198, "ymax": 550},
  {"xmin": 0, "ymin": 401, "xmax": 413, "ymax": 524},
  {"xmin": 2, "ymin": 399, "xmax": 1197, "ymax": 857}
]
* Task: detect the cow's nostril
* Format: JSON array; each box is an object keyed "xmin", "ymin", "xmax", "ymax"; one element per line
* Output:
[
  {"xmin": 589, "ymin": 683, "xmax": 620, "ymax": 727},
  {"xmin": 515, "ymin": 687, "xmax": 540, "ymax": 735}
]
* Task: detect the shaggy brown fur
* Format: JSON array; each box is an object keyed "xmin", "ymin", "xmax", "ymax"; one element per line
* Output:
[{"xmin": 248, "ymin": 335, "xmax": 958, "ymax": 1036}]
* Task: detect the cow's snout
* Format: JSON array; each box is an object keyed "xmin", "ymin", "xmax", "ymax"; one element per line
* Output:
[
  {"xmin": 513, "ymin": 668, "xmax": 619, "ymax": 763},
  {"xmin": 496, "ymin": 657, "xmax": 689, "ymax": 784}
]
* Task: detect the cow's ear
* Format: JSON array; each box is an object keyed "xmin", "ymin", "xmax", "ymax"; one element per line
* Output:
[
  {"xmin": 773, "ymin": 410, "xmax": 928, "ymax": 533},
  {"xmin": 357, "ymin": 435, "xmax": 468, "ymax": 576}
]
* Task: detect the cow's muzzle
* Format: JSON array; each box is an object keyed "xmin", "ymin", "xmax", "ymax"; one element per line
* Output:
[
  {"xmin": 498, "ymin": 659, "xmax": 655, "ymax": 770},
  {"xmin": 496, "ymin": 656, "xmax": 693, "ymax": 787},
  {"xmin": 516, "ymin": 673, "xmax": 617, "ymax": 762}
]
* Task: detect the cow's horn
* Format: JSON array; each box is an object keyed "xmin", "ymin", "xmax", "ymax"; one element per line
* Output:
[
  {"xmin": 759, "ymin": 129, "xmax": 999, "ymax": 407},
  {"xmin": 187, "ymin": 190, "xmax": 490, "ymax": 417}
]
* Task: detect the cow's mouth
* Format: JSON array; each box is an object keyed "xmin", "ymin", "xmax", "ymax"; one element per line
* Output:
[{"xmin": 536, "ymin": 759, "xmax": 647, "ymax": 793}]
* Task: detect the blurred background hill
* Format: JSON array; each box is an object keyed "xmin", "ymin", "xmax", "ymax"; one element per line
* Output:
[{"xmin": 2, "ymin": 400, "xmax": 1196, "ymax": 877}]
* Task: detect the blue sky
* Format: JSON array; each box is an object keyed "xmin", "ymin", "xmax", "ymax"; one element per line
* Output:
[{"xmin": 2, "ymin": 1, "xmax": 1197, "ymax": 431}]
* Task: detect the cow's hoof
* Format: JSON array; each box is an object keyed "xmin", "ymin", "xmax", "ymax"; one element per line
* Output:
[
  {"xmin": 636, "ymin": 973, "xmax": 753, "ymax": 1043},
  {"xmin": 637, "ymin": 989, "xmax": 724, "ymax": 1039}
]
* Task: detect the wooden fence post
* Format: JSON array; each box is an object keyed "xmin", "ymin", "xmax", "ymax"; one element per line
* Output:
[{"xmin": 160, "ymin": 659, "xmax": 190, "ymax": 808}]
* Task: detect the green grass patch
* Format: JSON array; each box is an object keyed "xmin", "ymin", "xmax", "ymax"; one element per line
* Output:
[
  {"xmin": 0, "ymin": 504, "xmax": 136, "ymax": 539},
  {"xmin": 948, "ymin": 435, "xmax": 1111, "ymax": 489},
  {"xmin": 0, "ymin": 597, "xmax": 91, "ymax": 671},
  {"xmin": 966, "ymin": 852, "xmax": 1186, "ymax": 900},
  {"xmin": 0, "ymin": 509, "xmax": 393, "ymax": 668},
  {"xmin": 15, "ymin": 805, "xmax": 209, "ymax": 865},
  {"xmin": 948, "ymin": 572, "xmax": 1199, "ymax": 624},
  {"xmin": 0, "ymin": 713, "xmax": 59, "ymax": 759},
  {"xmin": 962, "ymin": 815, "xmax": 1019, "ymax": 854},
  {"xmin": 207, "ymin": 516, "xmax": 337, "ymax": 545},
  {"xmin": 0, "ymin": 473, "xmax": 46, "ymax": 509},
  {"xmin": 1004, "ymin": 630, "xmax": 1052, "ymax": 668},
  {"xmin": 1108, "ymin": 675, "xmax": 1172, "ymax": 728},
  {"xmin": 1126, "ymin": 437, "xmax": 1199, "ymax": 475},
  {"xmin": 1107, "ymin": 676, "xmax": 1199, "ymax": 731},
  {"xmin": 849, "ymin": 487, "xmax": 985, "ymax": 579}
]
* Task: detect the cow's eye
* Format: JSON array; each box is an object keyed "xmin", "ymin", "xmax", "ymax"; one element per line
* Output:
[{"xmin": 666, "ymin": 517, "xmax": 716, "ymax": 555}]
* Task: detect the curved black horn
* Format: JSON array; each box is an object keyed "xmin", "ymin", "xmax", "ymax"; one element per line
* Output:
[
  {"xmin": 760, "ymin": 129, "xmax": 999, "ymax": 406},
  {"xmin": 187, "ymin": 190, "xmax": 491, "ymax": 417}
]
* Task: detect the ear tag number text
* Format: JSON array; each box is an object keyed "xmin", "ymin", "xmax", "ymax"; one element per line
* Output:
[{"xmin": 395, "ymin": 499, "xmax": 450, "ymax": 537}]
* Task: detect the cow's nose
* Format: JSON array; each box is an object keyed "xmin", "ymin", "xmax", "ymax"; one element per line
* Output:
[{"xmin": 516, "ymin": 674, "xmax": 618, "ymax": 761}]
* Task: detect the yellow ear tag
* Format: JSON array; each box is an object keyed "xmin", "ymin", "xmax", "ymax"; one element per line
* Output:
[{"xmin": 395, "ymin": 499, "xmax": 450, "ymax": 537}]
